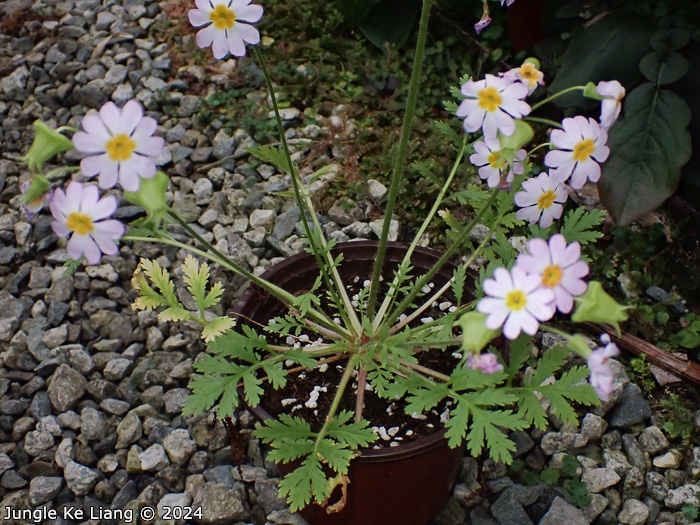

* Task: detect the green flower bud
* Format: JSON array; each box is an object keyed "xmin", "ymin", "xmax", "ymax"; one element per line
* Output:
[
  {"xmin": 498, "ymin": 120, "xmax": 534, "ymax": 151},
  {"xmin": 571, "ymin": 281, "xmax": 631, "ymax": 334},
  {"xmin": 457, "ymin": 311, "xmax": 500, "ymax": 354},
  {"xmin": 21, "ymin": 121, "xmax": 74, "ymax": 172}
]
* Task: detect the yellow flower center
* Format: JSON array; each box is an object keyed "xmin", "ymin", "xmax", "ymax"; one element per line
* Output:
[
  {"xmin": 66, "ymin": 212, "xmax": 94, "ymax": 235},
  {"xmin": 487, "ymin": 152, "xmax": 506, "ymax": 169},
  {"xmin": 478, "ymin": 87, "xmax": 502, "ymax": 113},
  {"xmin": 210, "ymin": 4, "xmax": 236, "ymax": 30},
  {"xmin": 572, "ymin": 138, "xmax": 595, "ymax": 162},
  {"xmin": 506, "ymin": 290, "xmax": 527, "ymax": 311},
  {"xmin": 519, "ymin": 64, "xmax": 540, "ymax": 87},
  {"xmin": 537, "ymin": 190, "xmax": 556, "ymax": 210},
  {"xmin": 542, "ymin": 265, "xmax": 562, "ymax": 288},
  {"xmin": 106, "ymin": 134, "xmax": 136, "ymax": 162}
]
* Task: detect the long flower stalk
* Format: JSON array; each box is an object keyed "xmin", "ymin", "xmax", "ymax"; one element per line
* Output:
[
  {"xmin": 372, "ymin": 133, "xmax": 470, "ymax": 332},
  {"xmin": 254, "ymin": 48, "xmax": 362, "ymax": 335},
  {"xmin": 366, "ymin": 0, "xmax": 434, "ymax": 317}
]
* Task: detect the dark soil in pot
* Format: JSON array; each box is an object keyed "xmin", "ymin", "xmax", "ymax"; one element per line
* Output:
[{"xmin": 230, "ymin": 241, "xmax": 471, "ymax": 525}]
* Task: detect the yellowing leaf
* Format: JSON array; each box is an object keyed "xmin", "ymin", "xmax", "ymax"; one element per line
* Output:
[{"xmin": 201, "ymin": 317, "xmax": 236, "ymax": 343}]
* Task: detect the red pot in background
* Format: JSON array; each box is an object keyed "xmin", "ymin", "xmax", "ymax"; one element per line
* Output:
[{"xmin": 231, "ymin": 241, "xmax": 467, "ymax": 525}]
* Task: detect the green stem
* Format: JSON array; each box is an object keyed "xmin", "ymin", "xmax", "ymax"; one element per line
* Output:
[
  {"xmin": 526, "ymin": 142, "xmax": 551, "ymax": 157},
  {"xmin": 385, "ymin": 190, "xmax": 500, "ymax": 326},
  {"xmin": 314, "ymin": 359, "xmax": 356, "ymax": 448},
  {"xmin": 253, "ymin": 47, "xmax": 361, "ymax": 334},
  {"xmin": 523, "ymin": 116, "xmax": 563, "ymax": 129},
  {"xmin": 366, "ymin": 0, "xmax": 433, "ymax": 317},
  {"xmin": 372, "ymin": 133, "xmax": 469, "ymax": 332},
  {"xmin": 529, "ymin": 85, "xmax": 585, "ymax": 112}
]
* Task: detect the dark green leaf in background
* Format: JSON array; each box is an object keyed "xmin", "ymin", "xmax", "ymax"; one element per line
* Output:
[
  {"xmin": 599, "ymin": 84, "xmax": 692, "ymax": 225},
  {"xmin": 639, "ymin": 51, "xmax": 689, "ymax": 85},
  {"xmin": 650, "ymin": 28, "xmax": 691, "ymax": 52},
  {"xmin": 548, "ymin": 15, "xmax": 654, "ymax": 109}
]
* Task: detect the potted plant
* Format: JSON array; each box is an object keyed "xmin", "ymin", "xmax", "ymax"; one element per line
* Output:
[{"xmin": 19, "ymin": 0, "xmax": 632, "ymax": 523}]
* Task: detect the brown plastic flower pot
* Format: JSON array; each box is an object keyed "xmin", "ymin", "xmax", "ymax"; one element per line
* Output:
[{"xmin": 231, "ymin": 241, "xmax": 469, "ymax": 525}]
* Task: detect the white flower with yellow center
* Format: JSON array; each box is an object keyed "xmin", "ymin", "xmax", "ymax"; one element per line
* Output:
[
  {"xmin": 516, "ymin": 234, "xmax": 589, "ymax": 314},
  {"xmin": 596, "ymin": 80, "xmax": 625, "ymax": 130},
  {"xmin": 72, "ymin": 100, "xmax": 164, "ymax": 192},
  {"xmin": 477, "ymin": 267, "xmax": 555, "ymax": 340},
  {"xmin": 50, "ymin": 181, "xmax": 125, "ymax": 265},
  {"xmin": 456, "ymin": 74, "xmax": 530, "ymax": 140},
  {"xmin": 507, "ymin": 62, "xmax": 544, "ymax": 95},
  {"xmin": 189, "ymin": 0, "xmax": 263, "ymax": 59},
  {"xmin": 514, "ymin": 172, "xmax": 567, "ymax": 227},
  {"xmin": 470, "ymin": 136, "xmax": 526, "ymax": 188},
  {"xmin": 545, "ymin": 116, "xmax": 610, "ymax": 189}
]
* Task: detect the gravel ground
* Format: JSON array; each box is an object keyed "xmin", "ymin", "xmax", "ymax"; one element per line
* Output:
[{"xmin": 1, "ymin": 1, "xmax": 700, "ymax": 524}]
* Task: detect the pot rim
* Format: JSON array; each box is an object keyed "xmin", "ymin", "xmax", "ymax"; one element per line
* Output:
[{"xmin": 233, "ymin": 240, "xmax": 465, "ymax": 462}]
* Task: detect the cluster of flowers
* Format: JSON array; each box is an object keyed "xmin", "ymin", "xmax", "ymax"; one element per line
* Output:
[
  {"xmin": 454, "ymin": 63, "xmax": 625, "ymax": 399},
  {"xmin": 24, "ymin": 0, "xmax": 622, "ymax": 402},
  {"xmin": 459, "ymin": 66, "xmax": 624, "ymax": 228}
]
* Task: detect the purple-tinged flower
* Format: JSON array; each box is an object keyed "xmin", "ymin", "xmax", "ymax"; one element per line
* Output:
[
  {"xmin": 516, "ymin": 234, "xmax": 589, "ymax": 314},
  {"xmin": 20, "ymin": 179, "xmax": 52, "ymax": 219},
  {"xmin": 468, "ymin": 352, "xmax": 504, "ymax": 374},
  {"xmin": 474, "ymin": 13, "xmax": 491, "ymax": 34},
  {"xmin": 470, "ymin": 136, "xmax": 526, "ymax": 188},
  {"xmin": 514, "ymin": 172, "xmax": 568, "ymax": 227},
  {"xmin": 188, "ymin": 0, "xmax": 263, "ymax": 59},
  {"xmin": 505, "ymin": 62, "xmax": 544, "ymax": 95},
  {"xmin": 477, "ymin": 267, "xmax": 555, "ymax": 340},
  {"xmin": 596, "ymin": 80, "xmax": 625, "ymax": 130},
  {"xmin": 545, "ymin": 116, "xmax": 609, "ymax": 189},
  {"xmin": 50, "ymin": 181, "xmax": 125, "ymax": 265},
  {"xmin": 72, "ymin": 100, "xmax": 164, "ymax": 192},
  {"xmin": 456, "ymin": 74, "xmax": 530, "ymax": 140},
  {"xmin": 587, "ymin": 334, "xmax": 620, "ymax": 401}
]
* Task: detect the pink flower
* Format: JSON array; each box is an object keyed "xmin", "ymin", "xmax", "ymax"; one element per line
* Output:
[
  {"xmin": 50, "ymin": 181, "xmax": 125, "ymax": 265},
  {"xmin": 516, "ymin": 234, "xmax": 589, "ymax": 314},
  {"xmin": 596, "ymin": 80, "xmax": 625, "ymax": 130},
  {"xmin": 474, "ymin": 14, "xmax": 491, "ymax": 34},
  {"xmin": 514, "ymin": 172, "xmax": 568, "ymax": 227},
  {"xmin": 587, "ymin": 334, "xmax": 620, "ymax": 401},
  {"xmin": 456, "ymin": 74, "xmax": 530, "ymax": 140},
  {"xmin": 72, "ymin": 100, "xmax": 164, "ymax": 192},
  {"xmin": 477, "ymin": 267, "xmax": 555, "ymax": 340},
  {"xmin": 470, "ymin": 136, "xmax": 526, "ymax": 188},
  {"xmin": 545, "ymin": 116, "xmax": 609, "ymax": 189},
  {"xmin": 188, "ymin": 0, "xmax": 263, "ymax": 59},
  {"xmin": 468, "ymin": 352, "xmax": 504, "ymax": 374}
]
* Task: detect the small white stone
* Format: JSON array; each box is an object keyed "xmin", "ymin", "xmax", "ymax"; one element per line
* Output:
[
  {"xmin": 439, "ymin": 302, "xmax": 452, "ymax": 311},
  {"xmin": 318, "ymin": 363, "xmax": 328, "ymax": 373},
  {"xmin": 281, "ymin": 398, "xmax": 297, "ymax": 407},
  {"xmin": 420, "ymin": 317, "xmax": 434, "ymax": 324}
]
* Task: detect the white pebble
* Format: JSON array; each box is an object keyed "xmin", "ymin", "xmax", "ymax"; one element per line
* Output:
[
  {"xmin": 411, "ymin": 412, "xmax": 427, "ymax": 420},
  {"xmin": 439, "ymin": 302, "xmax": 452, "ymax": 311},
  {"xmin": 318, "ymin": 363, "xmax": 328, "ymax": 373},
  {"xmin": 389, "ymin": 441, "xmax": 400, "ymax": 447},
  {"xmin": 388, "ymin": 426, "xmax": 399, "ymax": 436},
  {"xmin": 420, "ymin": 317, "xmax": 433, "ymax": 324},
  {"xmin": 440, "ymin": 409, "xmax": 451, "ymax": 423},
  {"xmin": 448, "ymin": 306, "xmax": 457, "ymax": 313},
  {"xmin": 281, "ymin": 398, "xmax": 297, "ymax": 407}
]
